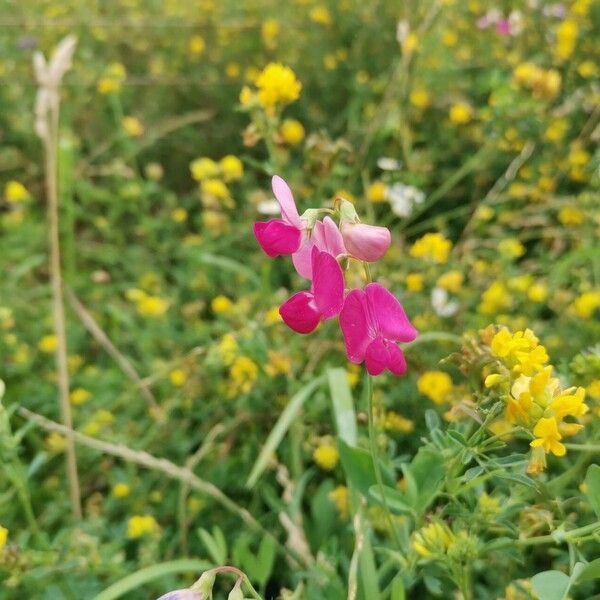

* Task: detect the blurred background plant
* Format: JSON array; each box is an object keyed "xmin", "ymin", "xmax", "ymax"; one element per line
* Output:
[{"xmin": 0, "ymin": 0, "xmax": 599, "ymax": 598}]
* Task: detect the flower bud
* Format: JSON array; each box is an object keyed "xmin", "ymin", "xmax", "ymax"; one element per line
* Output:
[{"xmin": 340, "ymin": 222, "xmax": 391, "ymax": 262}]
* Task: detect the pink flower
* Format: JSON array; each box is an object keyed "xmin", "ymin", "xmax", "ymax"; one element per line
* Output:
[
  {"xmin": 279, "ymin": 247, "xmax": 344, "ymax": 334},
  {"xmin": 339, "ymin": 283, "xmax": 417, "ymax": 376},
  {"xmin": 292, "ymin": 216, "xmax": 346, "ymax": 279},
  {"xmin": 495, "ymin": 19, "xmax": 510, "ymax": 35},
  {"xmin": 341, "ymin": 222, "xmax": 391, "ymax": 263},
  {"xmin": 254, "ymin": 175, "xmax": 302, "ymax": 257}
]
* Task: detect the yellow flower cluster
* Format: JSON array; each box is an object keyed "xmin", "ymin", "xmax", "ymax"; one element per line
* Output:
[
  {"xmin": 127, "ymin": 514, "xmax": 159, "ymax": 539},
  {"xmin": 413, "ymin": 520, "xmax": 454, "ymax": 558},
  {"xmin": 126, "ymin": 288, "xmax": 169, "ymax": 317},
  {"xmin": 513, "ymin": 62, "xmax": 561, "ymax": 99},
  {"xmin": 97, "ymin": 62, "xmax": 126, "ymax": 95},
  {"xmin": 485, "ymin": 328, "xmax": 588, "ymax": 470},
  {"xmin": 254, "ymin": 63, "xmax": 302, "ymax": 110},
  {"xmin": 409, "ymin": 232, "xmax": 452, "ymax": 264},
  {"xmin": 554, "ymin": 20, "xmax": 578, "ymax": 62},
  {"xmin": 383, "ymin": 411, "xmax": 415, "ymax": 433},
  {"xmin": 4, "ymin": 181, "xmax": 29, "ymax": 203},
  {"xmin": 229, "ymin": 355, "xmax": 258, "ymax": 395},
  {"xmin": 329, "ymin": 485, "xmax": 349, "ymax": 519},
  {"xmin": 279, "ymin": 119, "xmax": 305, "ymax": 145},
  {"xmin": 190, "ymin": 155, "xmax": 244, "ymax": 183}
]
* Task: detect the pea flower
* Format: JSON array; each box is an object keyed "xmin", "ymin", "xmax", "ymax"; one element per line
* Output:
[
  {"xmin": 254, "ymin": 175, "xmax": 303, "ymax": 257},
  {"xmin": 279, "ymin": 247, "xmax": 344, "ymax": 334},
  {"xmin": 340, "ymin": 283, "xmax": 417, "ymax": 376}
]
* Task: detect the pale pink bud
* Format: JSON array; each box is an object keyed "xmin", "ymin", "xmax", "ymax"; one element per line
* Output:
[{"xmin": 340, "ymin": 223, "xmax": 391, "ymax": 262}]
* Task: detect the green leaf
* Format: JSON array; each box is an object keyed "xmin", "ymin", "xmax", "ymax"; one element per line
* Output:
[
  {"xmin": 327, "ymin": 368, "xmax": 357, "ymax": 446},
  {"xmin": 585, "ymin": 464, "xmax": 600, "ymax": 518},
  {"xmin": 406, "ymin": 447, "xmax": 445, "ymax": 513},
  {"xmin": 198, "ymin": 526, "xmax": 227, "ymax": 565},
  {"xmin": 531, "ymin": 570, "xmax": 570, "ymax": 600},
  {"xmin": 368, "ymin": 485, "xmax": 415, "ymax": 516},
  {"xmin": 256, "ymin": 535, "xmax": 276, "ymax": 588},
  {"xmin": 246, "ymin": 376, "xmax": 324, "ymax": 488},
  {"xmin": 390, "ymin": 575, "xmax": 406, "ymax": 600},
  {"xmin": 194, "ymin": 251, "xmax": 261, "ymax": 285},
  {"xmin": 575, "ymin": 558, "xmax": 600, "ymax": 585},
  {"xmin": 338, "ymin": 439, "xmax": 378, "ymax": 496},
  {"xmin": 92, "ymin": 559, "xmax": 211, "ymax": 600}
]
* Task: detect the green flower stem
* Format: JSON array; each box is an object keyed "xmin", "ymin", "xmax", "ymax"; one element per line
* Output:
[{"xmin": 366, "ymin": 373, "xmax": 402, "ymax": 551}]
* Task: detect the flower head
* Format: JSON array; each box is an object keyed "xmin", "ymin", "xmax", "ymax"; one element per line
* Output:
[
  {"xmin": 530, "ymin": 417, "xmax": 565, "ymax": 457},
  {"xmin": 340, "ymin": 283, "xmax": 417, "ymax": 376}
]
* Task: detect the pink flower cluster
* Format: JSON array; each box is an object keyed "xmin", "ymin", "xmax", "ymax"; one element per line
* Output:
[{"xmin": 254, "ymin": 176, "xmax": 417, "ymax": 376}]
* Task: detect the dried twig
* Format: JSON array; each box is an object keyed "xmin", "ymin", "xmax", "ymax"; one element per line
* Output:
[
  {"xmin": 66, "ymin": 288, "xmax": 159, "ymax": 413},
  {"xmin": 18, "ymin": 407, "xmax": 301, "ymax": 567}
]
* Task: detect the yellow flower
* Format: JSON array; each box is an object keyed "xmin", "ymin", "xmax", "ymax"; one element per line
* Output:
[
  {"xmin": 190, "ymin": 157, "xmax": 219, "ymax": 181},
  {"xmin": 558, "ymin": 206, "xmax": 585, "ymax": 226},
  {"xmin": 38, "ymin": 334, "xmax": 58, "ymax": 353},
  {"xmin": 478, "ymin": 282, "xmax": 511, "ymax": 315},
  {"xmin": 280, "ymin": 119, "xmax": 305, "ymax": 145},
  {"xmin": 405, "ymin": 273, "xmax": 424, "ymax": 292},
  {"xmin": 4, "ymin": 181, "xmax": 29, "ymax": 203},
  {"xmin": 97, "ymin": 62, "xmax": 126, "ymax": 94},
  {"xmin": 545, "ymin": 119, "xmax": 568, "ymax": 142},
  {"xmin": 436, "ymin": 270, "xmax": 463, "ymax": 293},
  {"xmin": 498, "ymin": 239, "xmax": 525, "ymax": 260},
  {"xmin": 449, "ymin": 102, "xmax": 473, "ymax": 125},
  {"xmin": 230, "ymin": 356, "xmax": 258, "ymax": 394},
  {"xmin": 572, "ymin": 291, "xmax": 600, "ymax": 319},
  {"xmin": 211, "ymin": 295, "xmax": 234, "ymax": 315},
  {"xmin": 127, "ymin": 515, "xmax": 159, "ymax": 539},
  {"xmin": 137, "ymin": 296, "xmax": 169, "ymax": 317},
  {"xmin": 112, "ymin": 483, "xmax": 130, "ymax": 498},
  {"xmin": 261, "ymin": 18, "xmax": 280, "ymax": 49},
  {"xmin": 265, "ymin": 306, "xmax": 282, "ymax": 325},
  {"xmin": 171, "ymin": 208, "xmax": 188, "ymax": 223},
  {"xmin": 366, "ymin": 181, "xmax": 387, "ymax": 203},
  {"xmin": 417, "ymin": 371, "xmax": 453, "ymax": 405},
  {"xmin": 219, "ymin": 155, "xmax": 244, "ymax": 182},
  {"xmin": 313, "ymin": 443, "xmax": 339, "ymax": 470},
  {"xmin": 383, "ymin": 411, "xmax": 415, "ymax": 433},
  {"xmin": 217, "ymin": 333, "xmax": 238, "ymax": 366},
  {"xmin": 409, "ymin": 232, "xmax": 452, "ymax": 263},
  {"xmin": 201, "ymin": 179, "xmax": 230, "ymax": 200},
  {"xmin": 442, "ymin": 30, "xmax": 458, "ymax": 46},
  {"xmin": 413, "ymin": 521, "xmax": 454, "ymax": 558},
  {"xmin": 189, "ymin": 35, "xmax": 205, "ymax": 56},
  {"xmin": 310, "ymin": 6, "xmax": 332, "ymax": 25},
  {"xmin": 169, "ymin": 369, "xmax": 187, "ymax": 386},
  {"xmin": 490, "ymin": 328, "xmax": 548, "ymax": 376},
  {"xmin": 225, "ymin": 62, "xmax": 240, "ymax": 78},
  {"xmin": 551, "ymin": 387, "xmax": 588, "ymax": 420},
  {"xmin": 577, "ymin": 60, "xmax": 597, "ymax": 78},
  {"xmin": 70, "ymin": 387, "xmax": 92, "ymax": 405},
  {"xmin": 122, "ymin": 116, "xmax": 144, "ymax": 137},
  {"xmin": 527, "ymin": 284, "xmax": 548, "ymax": 303},
  {"xmin": 478, "ymin": 493, "xmax": 500, "ymax": 516},
  {"xmin": 530, "ymin": 417, "xmax": 565, "ymax": 457},
  {"xmin": 329, "ymin": 485, "xmax": 349, "ymax": 519},
  {"xmin": 46, "ymin": 432, "xmax": 66, "ymax": 453},
  {"xmin": 0, "ymin": 526, "xmax": 7, "ymax": 549},
  {"xmin": 409, "ymin": 87, "xmax": 431, "ymax": 109},
  {"xmin": 255, "ymin": 63, "xmax": 301, "ymax": 109},
  {"xmin": 554, "ymin": 20, "xmax": 578, "ymax": 61},
  {"xmin": 264, "ymin": 350, "xmax": 291, "ymax": 377},
  {"xmin": 239, "ymin": 85, "xmax": 254, "ymax": 106}
]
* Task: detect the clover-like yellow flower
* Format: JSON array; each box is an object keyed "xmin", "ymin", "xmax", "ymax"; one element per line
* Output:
[
  {"xmin": 417, "ymin": 371, "xmax": 453, "ymax": 405},
  {"xmin": 313, "ymin": 443, "xmax": 339, "ymax": 471},
  {"xmin": 255, "ymin": 63, "xmax": 301, "ymax": 109},
  {"xmin": 127, "ymin": 514, "xmax": 159, "ymax": 539}
]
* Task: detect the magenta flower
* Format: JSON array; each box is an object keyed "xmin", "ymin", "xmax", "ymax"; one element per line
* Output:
[
  {"xmin": 341, "ymin": 222, "xmax": 391, "ymax": 263},
  {"xmin": 292, "ymin": 216, "xmax": 346, "ymax": 279},
  {"xmin": 254, "ymin": 175, "xmax": 302, "ymax": 257},
  {"xmin": 340, "ymin": 283, "xmax": 417, "ymax": 376},
  {"xmin": 279, "ymin": 247, "xmax": 344, "ymax": 334}
]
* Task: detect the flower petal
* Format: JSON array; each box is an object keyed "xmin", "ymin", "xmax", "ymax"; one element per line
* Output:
[
  {"xmin": 272, "ymin": 175, "xmax": 301, "ymax": 228},
  {"xmin": 254, "ymin": 220, "xmax": 301, "ymax": 257},
  {"xmin": 341, "ymin": 223, "xmax": 391, "ymax": 262},
  {"xmin": 312, "ymin": 248, "xmax": 344, "ymax": 319},
  {"xmin": 279, "ymin": 291, "xmax": 321, "ymax": 334},
  {"xmin": 313, "ymin": 216, "xmax": 346, "ymax": 257},
  {"xmin": 292, "ymin": 232, "xmax": 315, "ymax": 279},
  {"xmin": 365, "ymin": 337, "xmax": 389, "ymax": 376},
  {"xmin": 339, "ymin": 289, "xmax": 372, "ymax": 363},
  {"xmin": 387, "ymin": 343, "xmax": 407, "ymax": 375},
  {"xmin": 365, "ymin": 283, "xmax": 417, "ymax": 342}
]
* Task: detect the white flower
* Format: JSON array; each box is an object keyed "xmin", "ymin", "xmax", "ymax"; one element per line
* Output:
[
  {"xmin": 377, "ymin": 157, "xmax": 402, "ymax": 171},
  {"xmin": 257, "ymin": 199, "xmax": 280, "ymax": 215},
  {"xmin": 396, "ymin": 20, "xmax": 410, "ymax": 44},
  {"xmin": 431, "ymin": 287, "xmax": 459, "ymax": 317},
  {"xmin": 385, "ymin": 182, "xmax": 425, "ymax": 217}
]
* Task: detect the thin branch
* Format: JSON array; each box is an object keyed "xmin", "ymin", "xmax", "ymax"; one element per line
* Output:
[
  {"xmin": 66, "ymin": 288, "xmax": 159, "ymax": 413},
  {"xmin": 18, "ymin": 407, "xmax": 302, "ymax": 567}
]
